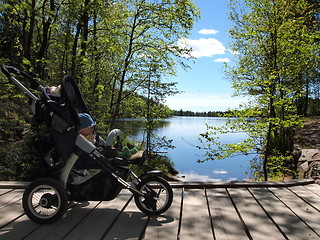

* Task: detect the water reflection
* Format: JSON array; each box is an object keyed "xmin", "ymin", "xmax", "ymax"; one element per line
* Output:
[
  {"xmin": 115, "ymin": 116, "xmax": 253, "ymax": 181},
  {"xmin": 115, "ymin": 119, "xmax": 170, "ymax": 139}
]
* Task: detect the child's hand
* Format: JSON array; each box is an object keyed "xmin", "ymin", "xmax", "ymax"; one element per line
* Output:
[{"xmin": 85, "ymin": 134, "xmax": 96, "ymax": 143}]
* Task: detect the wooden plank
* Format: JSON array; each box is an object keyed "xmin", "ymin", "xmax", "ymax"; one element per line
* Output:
[
  {"xmin": 102, "ymin": 191, "xmax": 148, "ymax": 240},
  {"xmin": 270, "ymin": 187, "xmax": 320, "ymax": 237},
  {"xmin": 0, "ymin": 214, "xmax": 40, "ymax": 240},
  {"xmin": 12, "ymin": 189, "xmax": 131, "ymax": 240},
  {"xmin": 178, "ymin": 188, "xmax": 213, "ymax": 239},
  {"xmin": 0, "ymin": 184, "xmax": 319, "ymax": 240},
  {"xmin": 0, "ymin": 189, "xmax": 133, "ymax": 240},
  {"xmin": 250, "ymin": 188, "xmax": 319, "ymax": 240},
  {"xmin": 206, "ymin": 188, "xmax": 248, "ymax": 239},
  {"xmin": 0, "ymin": 189, "xmax": 13, "ymax": 196},
  {"xmin": 169, "ymin": 179, "xmax": 315, "ymax": 189},
  {"xmin": 62, "ymin": 189, "xmax": 134, "ymax": 240},
  {"xmin": 289, "ymin": 185, "xmax": 320, "ymax": 211},
  {"xmin": 183, "ymin": 188, "xmax": 211, "ymax": 238},
  {"xmin": 304, "ymin": 183, "xmax": 320, "ymax": 196},
  {"xmin": 0, "ymin": 189, "xmax": 40, "ymax": 240},
  {"xmin": 143, "ymin": 188, "xmax": 182, "ymax": 240},
  {"xmin": 0, "ymin": 182, "xmax": 30, "ymax": 189},
  {"xmin": 0, "ymin": 189, "xmax": 24, "ymax": 210},
  {"xmin": 227, "ymin": 188, "xmax": 286, "ymax": 240},
  {"xmin": 22, "ymin": 201, "xmax": 102, "ymax": 240},
  {"xmin": 0, "ymin": 190, "xmax": 25, "ymax": 228}
]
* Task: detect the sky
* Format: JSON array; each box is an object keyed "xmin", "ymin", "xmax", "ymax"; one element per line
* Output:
[{"xmin": 165, "ymin": 0, "xmax": 246, "ymax": 112}]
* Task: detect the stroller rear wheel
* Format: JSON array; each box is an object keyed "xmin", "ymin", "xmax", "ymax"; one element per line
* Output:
[
  {"xmin": 22, "ymin": 178, "xmax": 68, "ymax": 224},
  {"xmin": 134, "ymin": 176, "xmax": 173, "ymax": 215}
]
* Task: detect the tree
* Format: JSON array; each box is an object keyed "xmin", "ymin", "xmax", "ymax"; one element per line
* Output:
[
  {"xmin": 0, "ymin": 0, "xmax": 199, "ymax": 180},
  {"xmin": 106, "ymin": 0, "xmax": 199, "ymax": 129},
  {"xmin": 198, "ymin": 0, "xmax": 320, "ymax": 180},
  {"xmin": 0, "ymin": 0, "xmax": 198, "ymax": 125}
]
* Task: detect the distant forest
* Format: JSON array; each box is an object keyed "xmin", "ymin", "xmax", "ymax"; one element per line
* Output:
[{"xmin": 172, "ymin": 109, "xmax": 230, "ymax": 117}]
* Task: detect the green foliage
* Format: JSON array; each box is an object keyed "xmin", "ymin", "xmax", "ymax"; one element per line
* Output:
[
  {"xmin": 199, "ymin": 0, "xmax": 320, "ymax": 180},
  {"xmin": 250, "ymin": 150, "xmax": 298, "ymax": 181},
  {"xmin": 0, "ymin": 124, "xmax": 50, "ymax": 181},
  {"xmin": 198, "ymin": 108, "xmax": 261, "ymax": 161},
  {"xmin": 128, "ymin": 153, "xmax": 177, "ymax": 181},
  {"xmin": 0, "ymin": 0, "xmax": 199, "ymax": 180}
]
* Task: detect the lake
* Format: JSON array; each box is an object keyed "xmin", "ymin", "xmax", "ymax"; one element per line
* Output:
[{"xmin": 115, "ymin": 116, "xmax": 255, "ymax": 182}]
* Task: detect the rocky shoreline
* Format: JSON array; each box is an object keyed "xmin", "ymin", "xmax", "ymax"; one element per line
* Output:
[{"xmin": 293, "ymin": 117, "xmax": 320, "ymax": 182}]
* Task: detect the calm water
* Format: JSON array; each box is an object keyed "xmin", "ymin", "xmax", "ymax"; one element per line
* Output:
[{"xmin": 116, "ymin": 116, "xmax": 254, "ymax": 181}]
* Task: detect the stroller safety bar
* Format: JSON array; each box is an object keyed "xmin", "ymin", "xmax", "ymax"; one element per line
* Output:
[{"xmin": 105, "ymin": 129, "xmax": 122, "ymax": 147}]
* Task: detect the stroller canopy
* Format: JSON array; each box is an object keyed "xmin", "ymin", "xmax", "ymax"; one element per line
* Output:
[
  {"xmin": 61, "ymin": 76, "xmax": 90, "ymax": 116},
  {"xmin": 40, "ymin": 75, "xmax": 92, "ymax": 133}
]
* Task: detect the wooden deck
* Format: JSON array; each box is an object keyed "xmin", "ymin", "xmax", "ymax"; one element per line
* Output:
[{"xmin": 0, "ymin": 180, "xmax": 319, "ymax": 240}]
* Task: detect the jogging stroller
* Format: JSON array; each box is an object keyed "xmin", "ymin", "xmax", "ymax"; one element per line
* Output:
[{"xmin": 1, "ymin": 65, "xmax": 173, "ymax": 224}]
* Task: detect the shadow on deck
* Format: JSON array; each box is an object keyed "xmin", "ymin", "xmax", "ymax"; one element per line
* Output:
[{"xmin": 0, "ymin": 179, "xmax": 319, "ymax": 240}]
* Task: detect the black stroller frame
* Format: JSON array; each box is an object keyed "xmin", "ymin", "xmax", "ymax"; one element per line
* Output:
[{"xmin": 1, "ymin": 65, "xmax": 173, "ymax": 224}]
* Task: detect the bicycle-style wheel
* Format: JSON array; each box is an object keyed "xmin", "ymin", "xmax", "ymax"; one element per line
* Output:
[
  {"xmin": 134, "ymin": 176, "xmax": 173, "ymax": 215},
  {"xmin": 22, "ymin": 178, "xmax": 68, "ymax": 224}
]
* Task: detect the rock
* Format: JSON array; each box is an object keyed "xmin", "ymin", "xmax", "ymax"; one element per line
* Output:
[{"xmin": 298, "ymin": 149, "xmax": 320, "ymax": 162}]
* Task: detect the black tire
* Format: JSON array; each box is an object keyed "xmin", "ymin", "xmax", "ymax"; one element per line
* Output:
[
  {"xmin": 134, "ymin": 176, "xmax": 173, "ymax": 215},
  {"xmin": 22, "ymin": 178, "xmax": 68, "ymax": 224}
]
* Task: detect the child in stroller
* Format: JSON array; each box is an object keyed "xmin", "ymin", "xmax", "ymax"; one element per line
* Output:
[
  {"xmin": 1, "ymin": 65, "xmax": 173, "ymax": 224},
  {"xmin": 78, "ymin": 113, "xmax": 96, "ymax": 143}
]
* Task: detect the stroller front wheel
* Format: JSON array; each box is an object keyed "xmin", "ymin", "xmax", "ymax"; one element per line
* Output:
[
  {"xmin": 22, "ymin": 178, "xmax": 68, "ymax": 224},
  {"xmin": 134, "ymin": 176, "xmax": 173, "ymax": 215}
]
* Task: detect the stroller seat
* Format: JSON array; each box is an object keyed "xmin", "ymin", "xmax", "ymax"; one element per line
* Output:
[{"xmin": 35, "ymin": 75, "xmax": 104, "ymax": 169}]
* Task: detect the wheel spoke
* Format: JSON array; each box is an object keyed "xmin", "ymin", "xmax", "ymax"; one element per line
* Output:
[
  {"xmin": 23, "ymin": 178, "xmax": 68, "ymax": 224},
  {"xmin": 134, "ymin": 177, "xmax": 173, "ymax": 215}
]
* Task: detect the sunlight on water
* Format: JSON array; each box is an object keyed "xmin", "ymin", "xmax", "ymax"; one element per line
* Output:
[{"xmin": 116, "ymin": 116, "xmax": 256, "ymax": 182}]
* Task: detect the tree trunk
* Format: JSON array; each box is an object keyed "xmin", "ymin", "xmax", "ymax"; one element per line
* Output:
[
  {"xmin": 80, "ymin": 0, "xmax": 90, "ymax": 59},
  {"xmin": 36, "ymin": 0, "xmax": 55, "ymax": 77},
  {"xmin": 108, "ymin": 8, "xmax": 140, "ymax": 129},
  {"xmin": 264, "ymin": 123, "xmax": 272, "ymax": 181},
  {"xmin": 71, "ymin": 23, "xmax": 81, "ymax": 76},
  {"xmin": 304, "ymin": 79, "xmax": 309, "ymax": 116},
  {"xmin": 24, "ymin": 0, "xmax": 36, "ymax": 63}
]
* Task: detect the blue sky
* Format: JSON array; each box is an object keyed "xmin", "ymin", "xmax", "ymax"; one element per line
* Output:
[{"xmin": 165, "ymin": 0, "xmax": 246, "ymax": 112}]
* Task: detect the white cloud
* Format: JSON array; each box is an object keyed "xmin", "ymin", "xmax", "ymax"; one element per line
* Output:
[
  {"xmin": 213, "ymin": 170, "xmax": 228, "ymax": 174},
  {"xmin": 178, "ymin": 38, "xmax": 226, "ymax": 58},
  {"xmin": 214, "ymin": 58, "xmax": 230, "ymax": 63},
  {"xmin": 198, "ymin": 29, "xmax": 219, "ymax": 35}
]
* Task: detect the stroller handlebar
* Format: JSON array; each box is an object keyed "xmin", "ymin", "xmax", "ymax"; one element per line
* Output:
[
  {"xmin": 1, "ymin": 65, "xmax": 43, "ymax": 101},
  {"xmin": 1, "ymin": 65, "xmax": 20, "ymax": 77}
]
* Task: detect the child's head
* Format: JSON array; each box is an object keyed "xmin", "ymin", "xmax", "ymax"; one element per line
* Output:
[{"xmin": 78, "ymin": 113, "xmax": 96, "ymax": 136}]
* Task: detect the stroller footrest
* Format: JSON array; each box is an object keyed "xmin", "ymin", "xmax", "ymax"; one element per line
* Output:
[
  {"xmin": 128, "ymin": 151, "xmax": 146, "ymax": 164},
  {"xmin": 129, "ymin": 150, "xmax": 144, "ymax": 160}
]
